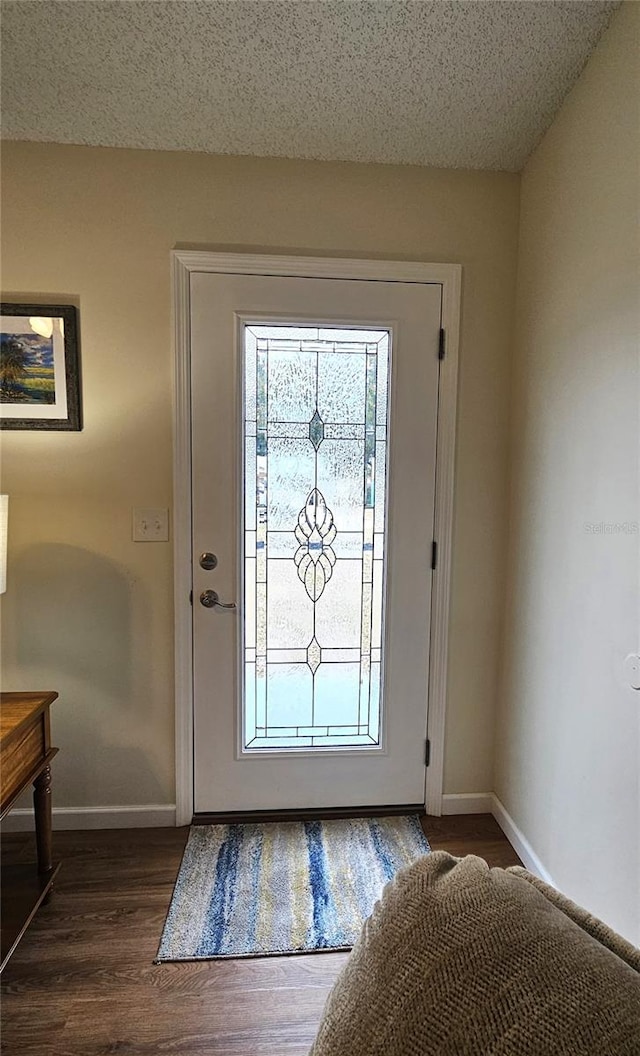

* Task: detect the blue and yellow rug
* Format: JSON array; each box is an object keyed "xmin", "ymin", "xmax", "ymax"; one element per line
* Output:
[{"xmin": 156, "ymin": 815, "xmax": 430, "ymax": 960}]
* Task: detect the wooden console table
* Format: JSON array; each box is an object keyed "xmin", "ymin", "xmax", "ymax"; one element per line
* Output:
[{"xmin": 1, "ymin": 691, "xmax": 60, "ymax": 971}]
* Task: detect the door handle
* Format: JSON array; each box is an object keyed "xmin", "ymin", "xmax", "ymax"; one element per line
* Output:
[{"xmin": 200, "ymin": 589, "xmax": 236, "ymax": 610}]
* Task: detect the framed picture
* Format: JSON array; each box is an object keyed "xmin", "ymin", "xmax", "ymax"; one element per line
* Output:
[{"xmin": 0, "ymin": 303, "xmax": 82, "ymax": 430}]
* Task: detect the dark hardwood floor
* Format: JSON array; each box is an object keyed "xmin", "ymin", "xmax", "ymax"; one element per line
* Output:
[{"xmin": 1, "ymin": 815, "xmax": 521, "ymax": 1055}]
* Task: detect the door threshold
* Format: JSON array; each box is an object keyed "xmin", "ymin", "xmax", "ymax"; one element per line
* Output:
[{"xmin": 192, "ymin": 804, "xmax": 426, "ymax": 826}]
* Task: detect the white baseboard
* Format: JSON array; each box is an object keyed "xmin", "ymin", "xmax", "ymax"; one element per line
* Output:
[
  {"xmin": 1, "ymin": 804, "xmax": 177, "ymax": 832},
  {"xmin": 441, "ymin": 792, "xmax": 494, "ymax": 815},
  {"xmin": 491, "ymin": 794, "xmax": 556, "ymax": 887},
  {"xmin": 440, "ymin": 792, "xmax": 557, "ymax": 888},
  {"xmin": 0, "ymin": 793, "xmax": 556, "ymax": 890}
]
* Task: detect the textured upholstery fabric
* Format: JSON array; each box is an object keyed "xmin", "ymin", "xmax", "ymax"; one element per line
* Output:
[{"xmin": 310, "ymin": 851, "xmax": 640, "ymax": 1056}]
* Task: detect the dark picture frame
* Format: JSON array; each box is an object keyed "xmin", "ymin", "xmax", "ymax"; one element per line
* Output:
[{"xmin": 0, "ymin": 303, "xmax": 82, "ymax": 431}]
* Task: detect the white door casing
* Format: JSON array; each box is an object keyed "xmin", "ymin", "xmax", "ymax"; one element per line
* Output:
[{"xmin": 173, "ymin": 253, "xmax": 461, "ymax": 823}]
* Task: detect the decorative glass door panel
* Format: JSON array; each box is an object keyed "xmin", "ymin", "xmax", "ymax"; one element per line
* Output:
[
  {"xmin": 243, "ymin": 326, "xmax": 390, "ymax": 750},
  {"xmin": 190, "ymin": 270, "xmax": 440, "ymax": 812}
]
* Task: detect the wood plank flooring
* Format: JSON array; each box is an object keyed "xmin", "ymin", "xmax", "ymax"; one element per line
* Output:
[{"xmin": 1, "ymin": 815, "xmax": 521, "ymax": 1055}]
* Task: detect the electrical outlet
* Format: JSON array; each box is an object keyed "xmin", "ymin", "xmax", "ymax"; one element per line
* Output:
[
  {"xmin": 623, "ymin": 653, "xmax": 640, "ymax": 691},
  {"xmin": 133, "ymin": 508, "xmax": 169, "ymax": 542}
]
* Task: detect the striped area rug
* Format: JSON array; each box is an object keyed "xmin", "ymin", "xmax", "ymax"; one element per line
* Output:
[{"xmin": 156, "ymin": 815, "xmax": 430, "ymax": 960}]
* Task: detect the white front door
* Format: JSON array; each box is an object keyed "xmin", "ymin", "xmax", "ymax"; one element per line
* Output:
[{"xmin": 190, "ymin": 268, "xmax": 441, "ymax": 813}]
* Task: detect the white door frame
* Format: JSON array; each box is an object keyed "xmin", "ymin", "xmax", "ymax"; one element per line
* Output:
[{"xmin": 172, "ymin": 251, "xmax": 461, "ymax": 825}]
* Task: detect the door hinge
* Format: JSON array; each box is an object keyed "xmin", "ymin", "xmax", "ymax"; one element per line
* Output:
[
  {"xmin": 425, "ymin": 739, "xmax": 431, "ymax": 767},
  {"xmin": 438, "ymin": 328, "xmax": 445, "ymax": 360},
  {"xmin": 189, "ymin": 590, "xmax": 193, "ymax": 605},
  {"xmin": 431, "ymin": 540, "xmax": 437, "ymax": 570}
]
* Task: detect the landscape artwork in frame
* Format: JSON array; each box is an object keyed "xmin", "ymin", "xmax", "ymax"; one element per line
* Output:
[{"xmin": 0, "ymin": 303, "xmax": 82, "ymax": 430}]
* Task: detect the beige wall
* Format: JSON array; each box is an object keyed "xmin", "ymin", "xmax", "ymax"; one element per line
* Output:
[
  {"xmin": 496, "ymin": 2, "xmax": 640, "ymax": 942},
  {"xmin": 0, "ymin": 143, "xmax": 520, "ymax": 810}
]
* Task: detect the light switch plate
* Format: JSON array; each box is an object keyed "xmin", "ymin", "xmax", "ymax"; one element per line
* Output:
[{"xmin": 133, "ymin": 508, "xmax": 169, "ymax": 542}]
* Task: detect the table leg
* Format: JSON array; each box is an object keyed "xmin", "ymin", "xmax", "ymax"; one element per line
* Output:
[{"xmin": 33, "ymin": 765, "xmax": 53, "ymax": 876}]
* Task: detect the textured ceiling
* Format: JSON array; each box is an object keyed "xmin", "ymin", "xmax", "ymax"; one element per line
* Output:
[{"xmin": 1, "ymin": 0, "xmax": 619, "ymax": 171}]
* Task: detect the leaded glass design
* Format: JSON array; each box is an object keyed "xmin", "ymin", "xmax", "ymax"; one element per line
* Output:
[{"xmin": 243, "ymin": 325, "xmax": 390, "ymax": 750}]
